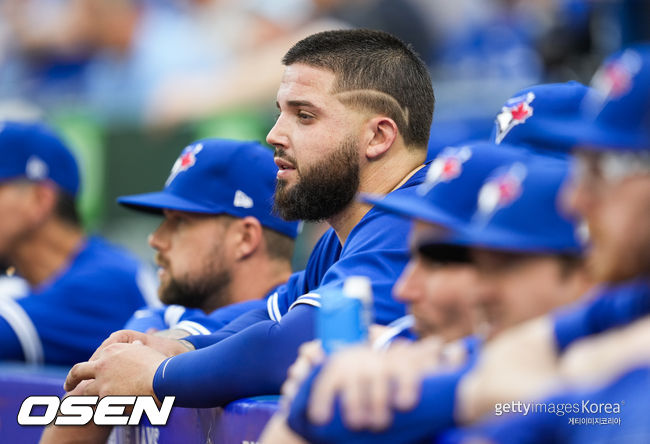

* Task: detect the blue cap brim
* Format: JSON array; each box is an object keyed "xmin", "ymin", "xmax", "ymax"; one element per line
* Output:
[
  {"xmin": 438, "ymin": 224, "xmax": 582, "ymax": 255},
  {"xmin": 360, "ymin": 192, "xmax": 462, "ymax": 229},
  {"xmin": 118, "ymin": 191, "xmax": 224, "ymax": 215},
  {"xmin": 536, "ymin": 116, "xmax": 649, "ymax": 152}
]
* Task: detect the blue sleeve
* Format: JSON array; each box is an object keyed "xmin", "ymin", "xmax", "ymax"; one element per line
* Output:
[
  {"xmin": 553, "ymin": 279, "xmax": 650, "ymax": 351},
  {"xmin": 183, "ymin": 308, "xmax": 272, "ymax": 349},
  {"xmin": 173, "ymin": 299, "xmax": 269, "ymax": 336},
  {"xmin": 125, "ymin": 299, "xmax": 269, "ymax": 336},
  {"xmin": 124, "ymin": 307, "xmax": 168, "ymax": 332},
  {"xmin": 287, "ymin": 365, "xmax": 465, "ymax": 444},
  {"xmin": 288, "ymin": 211, "xmax": 410, "ymax": 326},
  {"xmin": 0, "ymin": 315, "xmax": 25, "ymax": 361},
  {"xmin": 438, "ymin": 414, "xmax": 557, "ymax": 444},
  {"xmin": 0, "ymin": 278, "xmax": 30, "ymax": 361},
  {"xmin": 153, "ymin": 304, "xmax": 317, "ymax": 407}
]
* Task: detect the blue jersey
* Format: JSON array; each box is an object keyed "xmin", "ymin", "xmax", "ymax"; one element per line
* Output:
[
  {"xmin": 152, "ymin": 168, "xmax": 426, "ymax": 407},
  {"xmin": 266, "ymin": 185, "xmax": 424, "ymax": 325},
  {"xmin": 553, "ymin": 278, "xmax": 650, "ymax": 351},
  {"xmin": 124, "ymin": 289, "xmax": 278, "ymax": 335},
  {"xmin": 372, "ymin": 315, "xmax": 418, "ymax": 350},
  {"xmin": 0, "ymin": 236, "xmax": 159, "ymax": 365},
  {"xmin": 440, "ymin": 364, "xmax": 650, "ymax": 444},
  {"xmin": 286, "ymin": 332, "xmax": 482, "ymax": 444},
  {"xmin": 287, "ymin": 358, "xmax": 477, "ymax": 444}
]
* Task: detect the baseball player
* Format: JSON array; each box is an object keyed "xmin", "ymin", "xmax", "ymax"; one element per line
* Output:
[
  {"xmin": 63, "ymin": 28, "xmax": 435, "ymax": 408},
  {"xmin": 119, "ymin": 138, "xmax": 299, "ymax": 337},
  {"xmin": 260, "ymin": 80, "xmax": 598, "ymax": 443},
  {"xmin": 0, "ymin": 121, "xmax": 158, "ymax": 365},
  {"xmin": 441, "ymin": 43, "xmax": 650, "ymax": 444}
]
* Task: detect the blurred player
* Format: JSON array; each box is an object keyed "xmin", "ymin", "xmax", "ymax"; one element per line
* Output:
[
  {"xmin": 0, "ymin": 120, "xmax": 158, "ymax": 365},
  {"xmin": 441, "ymin": 43, "xmax": 650, "ymax": 444},
  {"xmin": 41, "ymin": 138, "xmax": 299, "ymax": 444},
  {"xmin": 63, "ymin": 28, "xmax": 435, "ymax": 408}
]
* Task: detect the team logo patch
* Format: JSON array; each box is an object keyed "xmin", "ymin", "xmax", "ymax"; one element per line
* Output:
[
  {"xmin": 233, "ymin": 190, "xmax": 254, "ymax": 209},
  {"xmin": 592, "ymin": 49, "xmax": 642, "ymax": 100},
  {"xmin": 418, "ymin": 146, "xmax": 472, "ymax": 195},
  {"xmin": 165, "ymin": 143, "xmax": 203, "ymax": 186},
  {"xmin": 494, "ymin": 92, "xmax": 535, "ymax": 144},
  {"xmin": 475, "ymin": 162, "xmax": 527, "ymax": 224},
  {"xmin": 25, "ymin": 155, "xmax": 48, "ymax": 180}
]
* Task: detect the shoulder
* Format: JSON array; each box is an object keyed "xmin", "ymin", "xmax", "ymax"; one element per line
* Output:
[
  {"xmin": 44, "ymin": 236, "xmax": 156, "ymax": 302},
  {"xmin": 345, "ymin": 164, "xmax": 428, "ymax": 250}
]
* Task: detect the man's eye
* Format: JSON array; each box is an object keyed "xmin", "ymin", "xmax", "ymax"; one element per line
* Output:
[
  {"xmin": 298, "ymin": 112, "xmax": 314, "ymax": 120},
  {"xmin": 170, "ymin": 214, "xmax": 188, "ymax": 225}
]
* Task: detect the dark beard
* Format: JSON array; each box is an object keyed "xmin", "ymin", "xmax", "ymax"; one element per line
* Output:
[
  {"xmin": 0, "ymin": 258, "xmax": 12, "ymax": 275},
  {"xmin": 159, "ymin": 269, "xmax": 231, "ymax": 313},
  {"xmin": 273, "ymin": 137, "xmax": 360, "ymax": 221}
]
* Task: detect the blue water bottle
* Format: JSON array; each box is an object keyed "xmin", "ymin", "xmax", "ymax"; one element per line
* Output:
[{"xmin": 317, "ymin": 276, "xmax": 373, "ymax": 354}]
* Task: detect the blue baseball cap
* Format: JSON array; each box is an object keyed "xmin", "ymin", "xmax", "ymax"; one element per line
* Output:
[
  {"xmin": 363, "ymin": 142, "xmax": 582, "ymax": 256},
  {"xmin": 544, "ymin": 45, "xmax": 650, "ymax": 152},
  {"xmin": 445, "ymin": 155, "xmax": 582, "ymax": 255},
  {"xmin": 490, "ymin": 81, "xmax": 591, "ymax": 153},
  {"xmin": 362, "ymin": 141, "xmax": 536, "ymax": 231},
  {"xmin": 0, "ymin": 121, "xmax": 80, "ymax": 197},
  {"xmin": 118, "ymin": 139, "xmax": 300, "ymax": 239}
]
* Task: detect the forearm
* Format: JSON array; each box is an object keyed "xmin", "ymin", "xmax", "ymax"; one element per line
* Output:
[
  {"xmin": 287, "ymin": 367, "xmax": 464, "ymax": 444},
  {"xmin": 40, "ymin": 423, "xmax": 112, "ymax": 444},
  {"xmin": 553, "ymin": 279, "xmax": 650, "ymax": 351},
  {"xmin": 153, "ymin": 306, "xmax": 316, "ymax": 407}
]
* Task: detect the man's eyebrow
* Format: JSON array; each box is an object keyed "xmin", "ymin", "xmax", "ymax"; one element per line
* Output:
[{"xmin": 276, "ymin": 99, "xmax": 319, "ymax": 109}]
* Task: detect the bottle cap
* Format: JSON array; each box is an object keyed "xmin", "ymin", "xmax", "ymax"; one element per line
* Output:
[{"xmin": 343, "ymin": 276, "xmax": 372, "ymax": 303}]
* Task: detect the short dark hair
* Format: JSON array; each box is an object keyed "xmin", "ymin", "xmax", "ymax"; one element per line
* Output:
[
  {"xmin": 283, "ymin": 29, "xmax": 435, "ymax": 149},
  {"xmin": 55, "ymin": 191, "xmax": 81, "ymax": 227},
  {"xmin": 262, "ymin": 227, "xmax": 295, "ymax": 263}
]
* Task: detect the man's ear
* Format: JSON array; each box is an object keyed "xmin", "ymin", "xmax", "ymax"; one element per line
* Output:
[
  {"xmin": 234, "ymin": 216, "xmax": 263, "ymax": 260},
  {"xmin": 364, "ymin": 116, "xmax": 398, "ymax": 160}
]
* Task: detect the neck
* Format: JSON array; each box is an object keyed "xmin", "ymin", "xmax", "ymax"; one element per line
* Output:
[
  {"xmin": 328, "ymin": 151, "xmax": 425, "ymax": 244},
  {"xmin": 225, "ymin": 256, "xmax": 293, "ymax": 309},
  {"xmin": 12, "ymin": 220, "xmax": 85, "ymax": 287}
]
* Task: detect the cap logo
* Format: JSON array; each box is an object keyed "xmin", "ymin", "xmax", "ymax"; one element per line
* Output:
[
  {"xmin": 233, "ymin": 190, "xmax": 253, "ymax": 209},
  {"xmin": 495, "ymin": 92, "xmax": 535, "ymax": 144},
  {"xmin": 25, "ymin": 155, "xmax": 48, "ymax": 180},
  {"xmin": 592, "ymin": 49, "xmax": 642, "ymax": 100},
  {"xmin": 165, "ymin": 143, "xmax": 203, "ymax": 186},
  {"xmin": 418, "ymin": 146, "xmax": 472, "ymax": 195},
  {"xmin": 475, "ymin": 162, "xmax": 527, "ymax": 224}
]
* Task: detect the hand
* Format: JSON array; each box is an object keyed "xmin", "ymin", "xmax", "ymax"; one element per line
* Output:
[
  {"xmin": 90, "ymin": 329, "xmax": 193, "ymax": 361},
  {"xmin": 64, "ymin": 342, "xmax": 166, "ymax": 397},
  {"xmin": 258, "ymin": 414, "xmax": 309, "ymax": 444},
  {"xmin": 368, "ymin": 324, "xmax": 390, "ymax": 343},
  {"xmin": 281, "ymin": 340, "xmax": 325, "ymax": 408},
  {"xmin": 560, "ymin": 315, "xmax": 650, "ymax": 388},
  {"xmin": 40, "ymin": 381, "xmax": 113, "ymax": 444},
  {"xmin": 456, "ymin": 317, "xmax": 560, "ymax": 424},
  {"xmin": 308, "ymin": 339, "xmax": 444, "ymax": 431}
]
